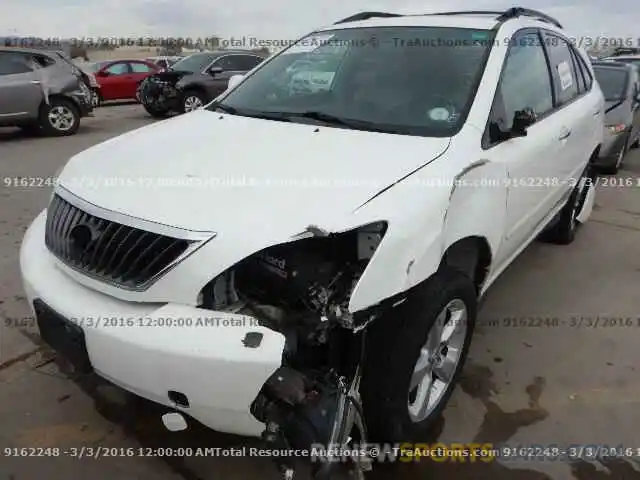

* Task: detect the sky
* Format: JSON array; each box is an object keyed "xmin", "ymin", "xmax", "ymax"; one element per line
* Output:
[{"xmin": 1, "ymin": 0, "xmax": 638, "ymax": 48}]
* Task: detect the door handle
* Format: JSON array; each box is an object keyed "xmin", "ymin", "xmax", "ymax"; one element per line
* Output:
[
  {"xmin": 559, "ymin": 129, "xmax": 571, "ymax": 140},
  {"xmin": 593, "ymin": 109, "xmax": 600, "ymax": 116}
]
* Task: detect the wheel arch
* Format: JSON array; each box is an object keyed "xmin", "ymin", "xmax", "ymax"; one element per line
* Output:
[
  {"xmin": 40, "ymin": 94, "xmax": 81, "ymax": 115},
  {"xmin": 440, "ymin": 236, "xmax": 492, "ymax": 293}
]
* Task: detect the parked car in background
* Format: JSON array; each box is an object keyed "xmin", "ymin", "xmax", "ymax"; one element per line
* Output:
[
  {"xmin": 145, "ymin": 55, "xmax": 183, "ymax": 71},
  {"xmin": 136, "ymin": 50, "xmax": 266, "ymax": 117},
  {"xmin": 87, "ymin": 59, "xmax": 160, "ymax": 103},
  {"xmin": 0, "ymin": 47, "xmax": 93, "ymax": 135},
  {"xmin": 601, "ymin": 54, "xmax": 640, "ymax": 68},
  {"xmin": 591, "ymin": 61, "xmax": 640, "ymax": 173}
]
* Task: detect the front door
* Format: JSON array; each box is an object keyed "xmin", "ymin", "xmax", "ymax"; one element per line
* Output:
[
  {"xmin": 485, "ymin": 29, "xmax": 567, "ymax": 268},
  {"xmin": 98, "ymin": 61, "xmax": 132, "ymax": 100}
]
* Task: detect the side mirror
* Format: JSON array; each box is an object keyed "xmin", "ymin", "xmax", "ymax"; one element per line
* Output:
[
  {"xmin": 208, "ymin": 66, "xmax": 223, "ymax": 76},
  {"xmin": 511, "ymin": 108, "xmax": 536, "ymax": 136},
  {"xmin": 228, "ymin": 74, "xmax": 244, "ymax": 90}
]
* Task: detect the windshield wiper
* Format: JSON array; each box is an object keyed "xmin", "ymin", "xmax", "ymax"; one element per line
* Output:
[
  {"xmin": 293, "ymin": 111, "xmax": 355, "ymax": 128},
  {"xmin": 211, "ymin": 105, "xmax": 292, "ymax": 122},
  {"xmin": 289, "ymin": 111, "xmax": 402, "ymax": 133},
  {"xmin": 213, "ymin": 103, "xmax": 237, "ymax": 114}
]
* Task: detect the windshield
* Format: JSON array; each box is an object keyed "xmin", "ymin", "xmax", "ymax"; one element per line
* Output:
[
  {"xmin": 208, "ymin": 26, "xmax": 494, "ymax": 136},
  {"xmin": 170, "ymin": 53, "xmax": 216, "ymax": 73},
  {"xmin": 594, "ymin": 67, "xmax": 628, "ymax": 101}
]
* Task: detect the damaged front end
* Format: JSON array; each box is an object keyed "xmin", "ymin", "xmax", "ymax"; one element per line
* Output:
[
  {"xmin": 137, "ymin": 71, "xmax": 189, "ymax": 112},
  {"xmin": 199, "ymin": 222, "xmax": 387, "ymax": 478}
]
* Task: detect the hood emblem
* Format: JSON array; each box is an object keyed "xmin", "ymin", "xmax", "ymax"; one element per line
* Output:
[{"xmin": 68, "ymin": 223, "xmax": 95, "ymax": 252}]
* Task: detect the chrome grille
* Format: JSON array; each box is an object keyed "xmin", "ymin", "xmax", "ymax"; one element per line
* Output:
[{"xmin": 44, "ymin": 194, "xmax": 195, "ymax": 289}]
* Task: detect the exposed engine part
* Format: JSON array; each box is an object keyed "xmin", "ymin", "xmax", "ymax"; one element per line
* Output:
[
  {"xmin": 198, "ymin": 224, "xmax": 385, "ymax": 478},
  {"xmin": 137, "ymin": 71, "xmax": 186, "ymax": 110},
  {"xmin": 251, "ymin": 366, "xmax": 370, "ymax": 480}
]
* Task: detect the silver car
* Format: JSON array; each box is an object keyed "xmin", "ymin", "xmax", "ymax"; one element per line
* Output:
[
  {"xmin": 0, "ymin": 47, "xmax": 93, "ymax": 136},
  {"xmin": 592, "ymin": 61, "xmax": 640, "ymax": 173}
]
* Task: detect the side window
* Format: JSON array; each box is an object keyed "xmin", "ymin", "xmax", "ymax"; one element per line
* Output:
[
  {"xmin": 581, "ymin": 58, "xmax": 593, "ymax": 89},
  {"xmin": 543, "ymin": 33, "xmax": 580, "ymax": 104},
  {"xmin": 105, "ymin": 62, "xmax": 129, "ymax": 75},
  {"xmin": 0, "ymin": 53, "xmax": 34, "ymax": 75},
  {"xmin": 130, "ymin": 62, "xmax": 153, "ymax": 73},
  {"xmin": 236, "ymin": 55, "xmax": 263, "ymax": 71},
  {"xmin": 32, "ymin": 54, "xmax": 55, "ymax": 68},
  {"xmin": 568, "ymin": 48, "xmax": 586, "ymax": 94},
  {"xmin": 213, "ymin": 55, "xmax": 243, "ymax": 71},
  {"xmin": 495, "ymin": 31, "xmax": 554, "ymax": 126}
]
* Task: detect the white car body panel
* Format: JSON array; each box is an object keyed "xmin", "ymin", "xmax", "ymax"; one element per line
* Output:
[
  {"xmin": 20, "ymin": 14, "xmax": 604, "ymax": 438},
  {"xmin": 21, "ymin": 211, "xmax": 285, "ymax": 436}
]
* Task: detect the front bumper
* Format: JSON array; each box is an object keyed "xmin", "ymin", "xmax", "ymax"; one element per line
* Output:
[
  {"xmin": 20, "ymin": 210, "xmax": 285, "ymax": 437},
  {"xmin": 67, "ymin": 92, "xmax": 93, "ymax": 117}
]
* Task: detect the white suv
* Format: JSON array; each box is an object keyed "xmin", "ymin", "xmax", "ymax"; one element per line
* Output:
[{"xmin": 21, "ymin": 7, "xmax": 603, "ymax": 478}]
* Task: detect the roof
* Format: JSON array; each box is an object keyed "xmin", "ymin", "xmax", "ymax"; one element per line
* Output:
[
  {"xmin": 0, "ymin": 46, "xmax": 62, "ymax": 56},
  {"xmin": 603, "ymin": 55, "xmax": 640, "ymax": 60}
]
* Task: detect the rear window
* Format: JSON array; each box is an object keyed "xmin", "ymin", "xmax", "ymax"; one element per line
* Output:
[{"xmin": 593, "ymin": 67, "xmax": 628, "ymax": 101}]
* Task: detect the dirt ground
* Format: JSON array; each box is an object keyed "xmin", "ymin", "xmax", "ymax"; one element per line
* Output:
[{"xmin": 1, "ymin": 105, "xmax": 639, "ymax": 480}]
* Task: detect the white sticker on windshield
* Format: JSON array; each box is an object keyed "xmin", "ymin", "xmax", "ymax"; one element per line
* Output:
[
  {"xmin": 283, "ymin": 34, "xmax": 336, "ymax": 54},
  {"xmin": 557, "ymin": 61, "xmax": 573, "ymax": 90},
  {"xmin": 428, "ymin": 107, "xmax": 451, "ymax": 121}
]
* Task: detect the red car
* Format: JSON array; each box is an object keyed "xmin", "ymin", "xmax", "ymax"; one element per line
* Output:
[{"xmin": 88, "ymin": 60, "xmax": 160, "ymax": 103}]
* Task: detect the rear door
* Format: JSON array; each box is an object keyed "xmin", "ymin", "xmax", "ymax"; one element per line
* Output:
[
  {"xmin": 0, "ymin": 52, "xmax": 43, "ymax": 119},
  {"xmin": 541, "ymin": 32, "xmax": 594, "ymax": 192}
]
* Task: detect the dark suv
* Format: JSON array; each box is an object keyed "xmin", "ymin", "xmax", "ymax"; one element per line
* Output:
[
  {"xmin": 137, "ymin": 50, "xmax": 266, "ymax": 117},
  {"xmin": 0, "ymin": 47, "xmax": 93, "ymax": 136}
]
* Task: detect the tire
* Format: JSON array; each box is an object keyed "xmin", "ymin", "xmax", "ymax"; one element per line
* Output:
[
  {"xmin": 91, "ymin": 89, "xmax": 101, "ymax": 108},
  {"xmin": 38, "ymin": 98, "xmax": 80, "ymax": 136},
  {"xmin": 180, "ymin": 89, "xmax": 207, "ymax": 113},
  {"xmin": 540, "ymin": 164, "xmax": 592, "ymax": 245},
  {"xmin": 361, "ymin": 267, "xmax": 477, "ymax": 443},
  {"xmin": 600, "ymin": 132, "xmax": 629, "ymax": 175},
  {"xmin": 143, "ymin": 103, "xmax": 170, "ymax": 118},
  {"xmin": 19, "ymin": 123, "xmax": 42, "ymax": 136}
]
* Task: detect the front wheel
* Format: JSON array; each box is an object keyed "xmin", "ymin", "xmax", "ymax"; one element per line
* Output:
[
  {"xmin": 181, "ymin": 90, "xmax": 207, "ymax": 113},
  {"xmin": 38, "ymin": 98, "xmax": 80, "ymax": 136},
  {"xmin": 361, "ymin": 268, "xmax": 476, "ymax": 442},
  {"xmin": 142, "ymin": 102, "xmax": 171, "ymax": 118}
]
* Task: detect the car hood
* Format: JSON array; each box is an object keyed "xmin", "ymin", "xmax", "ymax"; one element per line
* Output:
[{"xmin": 57, "ymin": 110, "xmax": 450, "ymax": 235}]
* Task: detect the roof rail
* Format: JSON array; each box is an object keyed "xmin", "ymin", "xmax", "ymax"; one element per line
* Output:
[
  {"xmin": 333, "ymin": 7, "xmax": 562, "ymax": 28},
  {"xmin": 609, "ymin": 47, "xmax": 640, "ymax": 56},
  {"xmin": 496, "ymin": 7, "xmax": 562, "ymax": 28},
  {"xmin": 334, "ymin": 12, "xmax": 401, "ymax": 24}
]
